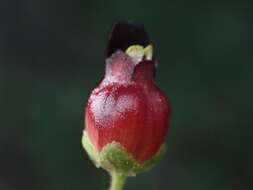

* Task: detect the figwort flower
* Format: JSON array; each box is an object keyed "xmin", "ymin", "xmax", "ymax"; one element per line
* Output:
[{"xmin": 82, "ymin": 21, "xmax": 171, "ymax": 189}]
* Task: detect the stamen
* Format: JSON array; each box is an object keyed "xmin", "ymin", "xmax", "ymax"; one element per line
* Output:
[
  {"xmin": 144, "ymin": 45, "xmax": 153, "ymax": 60},
  {"xmin": 126, "ymin": 44, "xmax": 153, "ymax": 64},
  {"xmin": 126, "ymin": 45, "xmax": 144, "ymax": 64}
]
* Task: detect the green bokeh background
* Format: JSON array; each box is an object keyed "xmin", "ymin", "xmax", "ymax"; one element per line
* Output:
[{"xmin": 0, "ymin": 0, "xmax": 252, "ymax": 189}]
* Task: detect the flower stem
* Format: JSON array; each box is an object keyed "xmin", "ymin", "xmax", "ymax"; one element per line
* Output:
[{"xmin": 109, "ymin": 172, "xmax": 126, "ymax": 190}]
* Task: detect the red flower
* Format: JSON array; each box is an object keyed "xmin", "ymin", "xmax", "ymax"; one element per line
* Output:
[{"xmin": 84, "ymin": 21, "xmax": 171, "ymax": 164}]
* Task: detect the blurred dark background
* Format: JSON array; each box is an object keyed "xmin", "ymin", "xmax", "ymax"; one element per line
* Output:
[{"xmin": 0, "ymin": 0, "xmax": 252, "ymax": 189}]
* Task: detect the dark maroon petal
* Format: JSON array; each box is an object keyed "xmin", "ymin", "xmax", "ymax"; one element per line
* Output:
[{"xmin": 107, "ymin": 21, "xmax": 150, "ymax": 57}]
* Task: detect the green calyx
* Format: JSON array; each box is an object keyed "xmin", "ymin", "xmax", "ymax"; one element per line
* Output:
[{"xmin": 82, "ymin": 131, "xmax": 166, "ymax": 176}]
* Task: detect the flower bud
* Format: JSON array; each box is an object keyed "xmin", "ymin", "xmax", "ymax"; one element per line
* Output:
[{"xmin": 82, "ymin": 21, "xmax": 171, "ymax": 176}]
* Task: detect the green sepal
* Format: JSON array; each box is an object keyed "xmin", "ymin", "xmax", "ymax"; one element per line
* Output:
[
  {"xmin": 82, "ymin": 131, "xmax": 100, "ymax": 167},
  {"xmin": 82, "ymin": 131, "xmax": 166, "ymax": 176}
]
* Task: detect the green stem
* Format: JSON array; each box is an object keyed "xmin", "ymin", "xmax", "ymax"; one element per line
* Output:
[{"xmin": 109, "ymin": 172, "xmax": 126, "ymax": 190}]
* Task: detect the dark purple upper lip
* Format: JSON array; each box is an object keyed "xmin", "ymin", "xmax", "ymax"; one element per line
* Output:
[{"xmin": 107, "ymin": 20, "xmax": 150, "ymax": 57}]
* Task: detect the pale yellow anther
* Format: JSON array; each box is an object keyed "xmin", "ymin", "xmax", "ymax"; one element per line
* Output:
[
  {"xmin": 126, "ymin": 44, "xmax": 153, "ymax": 64},
  {"xmin": 143, "ymin": 45, "xmax": 153, "ymax": 60},
  {"xmin": 126, "ymin": 45, "xmax": 144, "ymax": 64}
]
